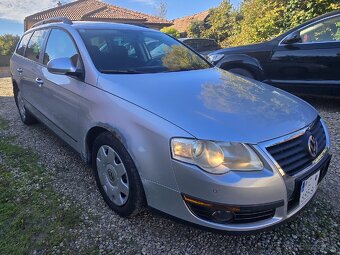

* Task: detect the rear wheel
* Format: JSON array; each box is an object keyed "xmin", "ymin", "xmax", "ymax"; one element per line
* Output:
[
  {"xmin": 92, "ymin": 132, "xmax": 145, "ymax": 217},
  {"xmin": 15, "ymin": 90, "xmax": 37, "ymax": 125},
  {"xmin": 228, "ymin": 68, "xmax": 255, "ymax": 79}
]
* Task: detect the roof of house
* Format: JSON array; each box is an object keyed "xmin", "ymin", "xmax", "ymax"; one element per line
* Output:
[
  {"xmin": 172, "ymin": 11, "xmax": 210, "ymax": 32},
  {"xmin": 25, "ymin": 0, "xmax": 171, "ymax": 25}
]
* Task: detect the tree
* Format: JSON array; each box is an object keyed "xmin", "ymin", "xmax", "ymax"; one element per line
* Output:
[
  {"xmin": 188, "ymin": 21, "xmax": 206, "ymax": 38},
  {"xmin": 156, "ymin": 0, "xmax": 168, "ymax": 19},
  {"xmin": 187, "ymin": 0, "xmax": 237, "ymax": 42},
  {"xmin": 161, "ymin": 27, "xmax": 181, "ymax": 38},
  {"xmin": 0, "ymin": 34, "xmax": 20, "ymax": 56},
  {"xmin": 204, "ymin": 0, "xmax": 235, "ymax": 42},
  {"xmin": 226, "ymin": 0, "xmax": 340, "ymax": 47},
  {"xmin": 226, "ymin": 0, "xmax": 285, "ymax": 46},
  {"xmin": 283, "ymin": 0, "xmax": 340, "ymax": 29}
]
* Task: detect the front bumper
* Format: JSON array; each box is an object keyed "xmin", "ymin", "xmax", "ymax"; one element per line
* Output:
[
  {"xmin": 145, "ymin": 121, "xmax": 331, "ymax": 232},
  {"xmin": 145, "ymin": 151, "xmax": 331, "ymax": 233}
]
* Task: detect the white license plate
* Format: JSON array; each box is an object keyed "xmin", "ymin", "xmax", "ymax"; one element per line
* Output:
[{"xmin": 299, "ymin": 171, "xmax": 320, "ymax": 208}]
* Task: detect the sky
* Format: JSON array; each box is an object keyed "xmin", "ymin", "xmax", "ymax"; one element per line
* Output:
[{"xmin": 0, "ymin": 0, "xmax": 240, "ymax": 36}]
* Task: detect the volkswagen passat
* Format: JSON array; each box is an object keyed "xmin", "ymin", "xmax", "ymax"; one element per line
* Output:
[{"xmin": 10, "ymin": 18, "xmax": 332, "ymax": 233}]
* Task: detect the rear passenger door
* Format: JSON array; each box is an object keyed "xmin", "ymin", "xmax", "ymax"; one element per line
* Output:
[
  {"xmin": 17, "ymin": 30, "xmax": 48, "ymax": 113},
  {"xmin": 40, "ymin": 28, "xmax": 84, "ymax": 146},
  {"xmin": 10, "ymin": 32, "xmax": 32, "ymax": 95}
]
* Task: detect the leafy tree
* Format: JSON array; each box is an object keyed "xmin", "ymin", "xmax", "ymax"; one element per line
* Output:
[
  {"xmin": 204, "ymin": 0, "xmax": 235, "ymax": 42},
  {"xmin": 226, "ymin": 0, "xmax": 285, "ymax": 46},
  {"xmin": 283, "ymin": 0, "xmax": 340, "ymax": 29},
  {"xmin": 188, "ymin": 20, "xmax": 206, "ymax": 38},
  {"xmin": 0, "ymin": 34, "xmax": 20, "ymax": 56},
  {"xmin": 161, "ymin": 27, "xmax": 181, "ymax": 38},
  {"xmin": 226, "ymin": 0, "xmax": 340, "ymax": 46}
]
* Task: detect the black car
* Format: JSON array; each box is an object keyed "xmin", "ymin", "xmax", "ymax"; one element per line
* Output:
[
  {"xmin": 179, "ymin": 38, "xmax": 221, "ymax": 56},
  {"xmin": 208, "ymin": 11, "xmax": 340, "ymax": 98}
]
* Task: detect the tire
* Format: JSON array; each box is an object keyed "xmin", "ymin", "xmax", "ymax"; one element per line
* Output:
[
  {"xmin": 228, "ymin": 68, "xmax": 255, "ymax": 79},
  {"xmin": 92, "ymin": 132, "xmax": 145, "ymax": 217},
  {"xmin": 15, "ymin": 89, "xmax": 37, "ymax": 125}
]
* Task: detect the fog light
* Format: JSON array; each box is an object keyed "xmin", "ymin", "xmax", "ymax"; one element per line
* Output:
[{"xmin": 211, "ymin": 210, "xmax": 234, "ymax": 223}]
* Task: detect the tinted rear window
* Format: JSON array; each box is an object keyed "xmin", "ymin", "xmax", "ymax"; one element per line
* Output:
[{"xmin": 16, "ymin": 33, "xmax": 32, "ymax": 56}]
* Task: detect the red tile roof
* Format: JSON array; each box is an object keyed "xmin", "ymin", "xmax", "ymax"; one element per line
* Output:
[
  {"xmin": 25, "ymin": 0, "xmax": 171, "ymax": 25},
  {"xmin": 172, "ymin": 11, "xmax": 210, "ymax": 32}
]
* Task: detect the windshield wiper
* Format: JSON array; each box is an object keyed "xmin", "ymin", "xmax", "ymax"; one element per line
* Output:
[{"xmin": 101, "ymin": 69, "xmax": 144, "ymax": 74}]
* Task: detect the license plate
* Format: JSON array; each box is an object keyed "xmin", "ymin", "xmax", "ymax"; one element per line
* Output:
[{"xmin": 299, "ymin": 171, "xmax": 320, "ymax": 208}]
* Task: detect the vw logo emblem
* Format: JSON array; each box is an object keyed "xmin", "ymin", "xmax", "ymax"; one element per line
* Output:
[{"xmin": 308, "ymin": 135, "xmax": 318, "ymax": 158}]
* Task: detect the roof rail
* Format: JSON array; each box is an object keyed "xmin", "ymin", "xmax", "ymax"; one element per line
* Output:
[{"xmin": 31, "ymin": 17, "xmax": 73, "ymax": 28}]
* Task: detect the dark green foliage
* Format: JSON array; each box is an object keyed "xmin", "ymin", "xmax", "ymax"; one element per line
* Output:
[{"xmin": 0, "ymin": 34, "xmax": 20, "ymax": 56}]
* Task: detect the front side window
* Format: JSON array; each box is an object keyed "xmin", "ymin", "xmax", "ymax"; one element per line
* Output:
[
  {"xmin": 79, "ymin": 29, "xmax": 211, "ymax": 74},
  {"xmin": 44, "ymin": 29, "xmax": 80, "ymax": 67},
  {"xmin": 25, "ymin": 30, "xmax": 48, "ymax": 62},
  {"xmin": 16, "ymin": 33, "xmax": 32, "ymax": 56},
  {"xmin": 300, "ymin": 15, "xmax": 340, "ymax": 43}
]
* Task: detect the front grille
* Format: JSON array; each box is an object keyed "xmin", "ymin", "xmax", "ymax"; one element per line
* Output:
[{"xmin": 266, "ymin": 117, "xmax": 326, "ymax": 176}]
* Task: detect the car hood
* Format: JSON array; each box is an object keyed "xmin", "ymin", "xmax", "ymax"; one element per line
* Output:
[{"xmin": 98, "ymin": 68, "xmax": 317, "ymax": 144}]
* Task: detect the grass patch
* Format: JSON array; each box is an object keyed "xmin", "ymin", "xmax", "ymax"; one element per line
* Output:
[
  {"xmin": 0, "ymin": 136, "xmax": 82, "ymax": 254},
  {"xmin": 0, "ymin": 118, "xmax": 8, "ymax": 130}
]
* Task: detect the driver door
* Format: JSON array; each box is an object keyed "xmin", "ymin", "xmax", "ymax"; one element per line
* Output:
[
  {"xmin": 267, "ymin": 14, "xmax": 340, "ymax": 96},
  {"xmin": 40, "ymin": 28, "xmax": 84, "ymax": 147}
]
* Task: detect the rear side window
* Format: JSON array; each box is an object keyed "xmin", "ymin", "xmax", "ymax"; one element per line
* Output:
[
  {"xmin": 25, "ymin": 30, "xmax": 48, "ymax": 62},
  {"xmin": 43, "ymin": 29, "xmax": 80, "ymax": 67},
  {"xmin": 16, "ymin": 33, "xmax": 32, "ymax": 56}
]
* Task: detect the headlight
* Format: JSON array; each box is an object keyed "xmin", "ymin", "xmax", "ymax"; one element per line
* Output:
[
  {"xmin": 207, "ymin": 53, "xmax": 224, "ymax": 63},
  {"xmin": 171, "ymin": 138, "xmax": 263, "ymax": 174}
]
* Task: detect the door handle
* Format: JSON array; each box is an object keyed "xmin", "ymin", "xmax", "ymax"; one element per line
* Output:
[
  {"xmin": 17, "ymin": 68, "xmax": 23, "ymax": 73},
  {"xmin": 35, "ymin": 78, "xmax": 44, "ymax": 87}
]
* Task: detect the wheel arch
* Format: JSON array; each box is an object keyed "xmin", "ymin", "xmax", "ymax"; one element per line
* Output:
[
  {"xmin": 85, "ymin": 124, "xmax": 128, "ymax": 165},
  {"xmin": 217, "ymin": 54, "xmax": 265, "ymax": 81}
]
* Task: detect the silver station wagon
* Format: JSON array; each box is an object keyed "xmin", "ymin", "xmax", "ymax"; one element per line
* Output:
[{"xmin": 10, "ymin": 18, "xmax": 332, "ymax": 233}]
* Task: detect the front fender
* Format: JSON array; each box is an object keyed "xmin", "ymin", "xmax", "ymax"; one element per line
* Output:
[
  {"xmin": 216, "ymin": 54, "xmax": 265, "ymax": 80},
  {"xmin": 81, "ymin": 93, "xmax": 194, "ymax": 194}
]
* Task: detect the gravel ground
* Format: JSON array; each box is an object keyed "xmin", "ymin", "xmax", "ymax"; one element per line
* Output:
[{"xmin": 0, "ymin": 77, "xmax": 339, "ymax": 254}]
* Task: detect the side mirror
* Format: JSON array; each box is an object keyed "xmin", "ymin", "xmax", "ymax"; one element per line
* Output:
[
  {"xmin": 282, "ymin": 31, "xmax": 302, "ymax": 45},
  {"xmin": 47, "ymin": 57, "xmax": 82, "ymax": 78}
]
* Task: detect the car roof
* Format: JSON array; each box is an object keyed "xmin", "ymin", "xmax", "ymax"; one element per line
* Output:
[
  {"xmin": 25, "ymin": 20, "xmax": 157, "ymax": 35},
  {"xmin": 71, "ymin": 21, "xmax": 153, "ymax": 31}
]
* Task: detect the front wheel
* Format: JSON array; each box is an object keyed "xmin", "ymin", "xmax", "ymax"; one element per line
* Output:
[
  {"xmin": 15, "ymin": 90, "xmax": 37, "ymax": 125},
  {"xmin": 92, "ymin": 132, "xmax": 145, "ymax": 217}
]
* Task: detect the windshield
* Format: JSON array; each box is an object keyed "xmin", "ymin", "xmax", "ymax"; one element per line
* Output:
[{"xmin": 78, "ymin": 29, "xmax": 211, "ymax": 74}]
